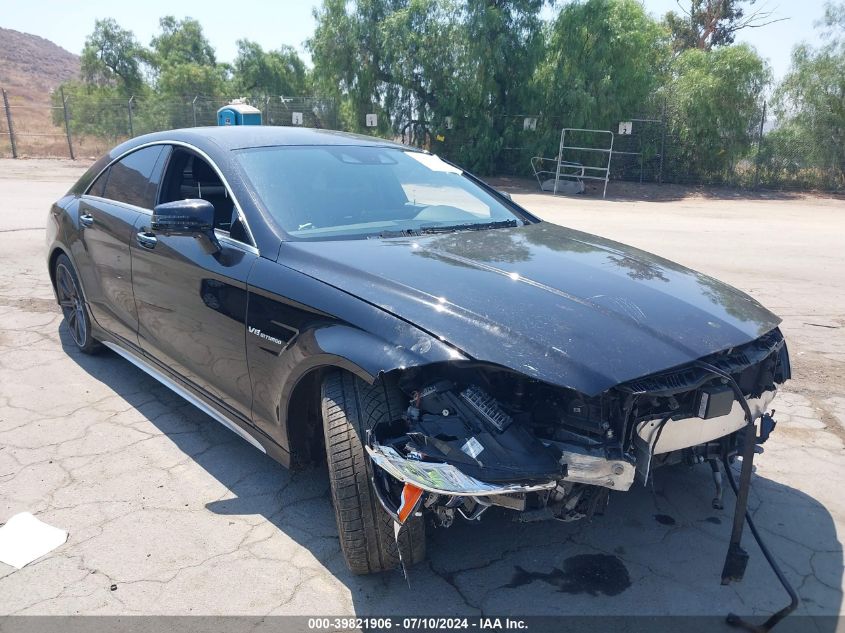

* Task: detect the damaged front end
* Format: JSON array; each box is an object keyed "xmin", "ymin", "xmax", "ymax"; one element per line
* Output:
[{"xmin": 366, "ymin": 327, "xmax": 790, "ymax": 530}]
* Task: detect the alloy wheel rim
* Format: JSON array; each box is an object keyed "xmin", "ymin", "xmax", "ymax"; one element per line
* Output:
[{"xmin": 56, "ymin": 264, "xmax": 87, "ymax": 347}]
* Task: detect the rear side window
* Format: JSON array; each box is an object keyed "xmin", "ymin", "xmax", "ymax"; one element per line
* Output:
[
  {"xmin": 103, "ymin": 146, "xmax": 165, "ymax": 209},
  {"xmin": 72, "ymin": 153, "xmax": 112, "ymax": 196},
  {"xmin": 88, "ymin": 169, "xmax": 109, "ymax": 197}
]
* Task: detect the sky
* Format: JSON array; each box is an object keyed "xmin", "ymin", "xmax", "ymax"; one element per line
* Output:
[{"xmin": 1, "ymin": 0, "xmax": 833, "ymax": 81}]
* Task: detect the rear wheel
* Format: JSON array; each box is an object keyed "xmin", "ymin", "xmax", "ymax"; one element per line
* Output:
[
  {"xmin": 54, "ymin": 254, "xmax": 100, "ymax": 354},
  {"xmin": 321, "ymin": 370, "xmax": 426, "ymax": 574}
]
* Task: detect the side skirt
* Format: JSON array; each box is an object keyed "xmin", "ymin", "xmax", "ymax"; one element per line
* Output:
[{"xmin": 102, "ymin": 340, "xmax": 273, "ymax": 456}]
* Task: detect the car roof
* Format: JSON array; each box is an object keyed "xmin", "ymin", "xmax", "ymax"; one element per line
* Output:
[{"xmin": 125, "ymin": 126, "xmax": 413, "ymax": 152}]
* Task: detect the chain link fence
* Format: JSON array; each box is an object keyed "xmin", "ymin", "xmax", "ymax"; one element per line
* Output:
[
  {"xmin": 0, "ymin": 88, "xmax": 841, "ymax": 192},
  {"xmin": 0, "ymin": 91, "xmax": 340, "ymax": 161}
]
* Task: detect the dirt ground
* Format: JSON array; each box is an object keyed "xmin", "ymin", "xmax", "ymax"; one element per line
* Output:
[{"xmin": 0, "ymin": 159, "xmax": 843, "ymax": 626}]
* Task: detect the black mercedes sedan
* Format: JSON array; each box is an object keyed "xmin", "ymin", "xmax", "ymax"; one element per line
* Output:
[{"xmin": 46, "ymin": 127, "xmax": 790, "ymax": 575}]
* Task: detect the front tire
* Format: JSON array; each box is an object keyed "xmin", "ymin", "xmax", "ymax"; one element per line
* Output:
[
  {"xmin": 321, "ymin": 370, "xmax": 426, "ymax": 574},
  {"xmin": 54, "ymin": 254, "xmax": 100, "ymax": 354}
]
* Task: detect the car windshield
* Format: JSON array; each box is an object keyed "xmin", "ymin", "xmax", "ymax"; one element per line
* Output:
[{"xmin": 234, "ymin": 145, "xmax": 523, "ymax": 240}]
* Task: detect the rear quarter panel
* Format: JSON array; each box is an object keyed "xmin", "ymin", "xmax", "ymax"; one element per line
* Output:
[{"xmin": 46, "ymin": 195, "xmax": 79, "ymax": 294}]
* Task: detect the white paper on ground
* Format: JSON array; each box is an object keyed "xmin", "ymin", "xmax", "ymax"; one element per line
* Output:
[{"xmin": 0, "ymin": 512, "xmax": 68, "ymax": 569}]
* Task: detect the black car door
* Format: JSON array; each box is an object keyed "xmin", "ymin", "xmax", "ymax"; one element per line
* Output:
[
  {"xmin": 130, "ymin": 146, "xmax": 257, "ymax": 421},
  {"xmin": 72, "ymin": 145, "xmax": 169, "ymax": 345}
]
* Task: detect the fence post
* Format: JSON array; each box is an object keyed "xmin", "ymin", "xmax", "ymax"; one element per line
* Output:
[
  {"xmin": 192, "ymin": 95, "xmax": 198, "ymax": 127},
  {"xmin": 60, "ymin": 87, "xmax": 75, "ymax": 160},
  {"xmin": 127, "ymin": 95, "xmax": 135, "ymax": 137},
  {"xmin": 753, "ymin": 101, "xmax": 766, "ymax": 190},
  {"xmin": 658, "ymin": 99, "xmax": 667, "ymax": 184},
  {"xmin": 2, "ymin": 89, "xmax": 17, "ymax": 158}
]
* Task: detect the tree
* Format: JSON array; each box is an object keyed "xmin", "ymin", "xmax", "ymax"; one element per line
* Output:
[
  {"xmin": 309, "ymin": 0, "xmax": 464, "ymax": 138},
  {"xmin": 80, "ymin": 18, "xmax": 145, "ymax": 95},
  {"xmin": 308, "ymin": 0, "xmax": 546, "ymax": 171},
  {"xmin": 309, "ymin": 0, "xmax": 383, "ymax": 132},
  {"xmin": 535, "ymin": 0, "xmax": 668, "ymax": 129},
  {"xmin": 819, "ymin": 0, "xmax": 845, "ymax": 43},
  {"xmin": 57, "ymin": 19, "xmax": 146, "ymax": 140},
  {"xmin": 232, "ymin": 40, "xmax": 308, "ymax": 95},
  {"xmin": 768, "ymin": 2, "xmax": 845, "ymax": 188},
  {"xmin": 147, "ymin": 16, "xmax": 227, "ymax": 97},
  {"xmin": 461, "ymin": 0, "xmax": 545, "ymax": 118},
  {"xmin": 665, "ymin": 44, "xmax": 770, "ymax": 182},
  {"xmin": 665, "ymin": 0, "xmax": 785, "ymax": 53},
  {"xmin": 437, "ymin": 0, "xmax": 545, "ymax": 172},
  {"xmin": 148, "ymin": 16, "xmax": 217, "ymax": 67}
]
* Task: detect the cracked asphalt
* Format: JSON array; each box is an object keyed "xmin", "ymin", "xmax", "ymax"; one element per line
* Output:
[{"xmin": 0, "ymin": 159, "xmax": 842, "ymax": 622}]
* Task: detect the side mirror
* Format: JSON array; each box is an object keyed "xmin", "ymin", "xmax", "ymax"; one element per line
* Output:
[
  {"xmin": 152, "ymin": 199, "xmax": 214, "ymax": 234},
  {"xmin": 152, "ymin": 199, "xmax": 219, "ymax": 254},
  {"xmin": 498, "ymin": 190, "xmax": 513, "ymax": 201}
]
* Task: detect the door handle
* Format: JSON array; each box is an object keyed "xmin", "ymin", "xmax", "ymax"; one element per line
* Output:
[
  {"xmin": 136, "ymin": 231, "xmax": 158, "ymax": 249},
  {"xmin": 80, "ymin": 213, "xmax": 94, "ymax": 227}
]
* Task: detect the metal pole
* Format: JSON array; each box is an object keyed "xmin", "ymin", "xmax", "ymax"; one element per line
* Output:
[
  {"xmin": 60, "ymin": 87, "xmax": 75, "ymax": 160},
  {"xmin": 2, "ymin": 89, "xmax": 17, "ymax": 158},
  {"xmin": 639, "ymin": 123, "xmax": 644, "ymax": 184},
  {"xmin": 127, "ymin": 95, "xmax": 135, "ymax": 137},
  {"xmin": 192, "ymin": 95, "xmax": 198, "ymax": 127},
  {"xmin": 604, "ymin": 132, "xmax": 614, "ymax": 199},
  {"xmin": 754, "ymin": 101, "xmax": 766, "ymax": 190},
  {"xmin": 721, "ymin": 421, "xmax": 757, "ymax": 584},
  {"xmin": 264, "ymin": 96, "xmax": 270, "ymax": 125},
  {"xmin": 658, "ymin": 99, "xmax": 666, "ymax": 184},
  {"xmin": 553, "ymin": 128, "xmax": 564, "ymax": 195}
]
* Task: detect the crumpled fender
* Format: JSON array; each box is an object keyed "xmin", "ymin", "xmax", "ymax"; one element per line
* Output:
[
  {"xmin": 257, "ymin": 322, "xmax": 464, "ymax": 461},
  {"xmin": 245, "ymin": 256, "xmax": 467, "ymax": 457}
]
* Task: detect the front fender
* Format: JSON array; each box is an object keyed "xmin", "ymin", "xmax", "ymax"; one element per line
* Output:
[
  {"xmin": 254, "ymin": 322, "xmax": 464, "ymax": 458},
  {"xmin": 309, "ymin": 322, "xmax": 461, "ymax": 380},
  {"xmin": 245, "ymin": 257, "xmax": 466, "ymax": 455}
]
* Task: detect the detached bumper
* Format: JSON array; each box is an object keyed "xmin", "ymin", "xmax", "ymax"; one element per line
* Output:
[
  {"xmin": 635, "ymin": 389, "xmax": 777, "ymax": 455},
  {"xmin": 368, "ymin": 391, "xmax": 777, "ymax": 497},
  {"xmin": 365, "ymin": 444, "xmax": 557, "ymax": 496}
]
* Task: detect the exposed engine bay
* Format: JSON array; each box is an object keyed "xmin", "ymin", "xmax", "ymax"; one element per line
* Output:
[{"xmin": 367, "ymin": 327, "xmax": 790, "ymax": 528}]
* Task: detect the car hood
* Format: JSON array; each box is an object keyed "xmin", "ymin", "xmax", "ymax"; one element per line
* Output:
[{"xmin": 279, "ymin": 223, "xmax": 780, "ymax": 396}]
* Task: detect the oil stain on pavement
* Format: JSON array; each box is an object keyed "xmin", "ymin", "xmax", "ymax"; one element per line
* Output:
[{"xmin": 505, "ymin": 554, "xmax": 631, "ymax": 596}]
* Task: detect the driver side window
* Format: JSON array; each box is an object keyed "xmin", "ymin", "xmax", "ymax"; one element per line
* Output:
[{"xmin": 158, "ymin": 149, "xmax": 251, "ymax": 245}]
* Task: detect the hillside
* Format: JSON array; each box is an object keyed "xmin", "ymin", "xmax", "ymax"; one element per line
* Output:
[
  {"xmin": 0, "ymin": 28, "xmax": 83, "ymax": 157},
  {"xmin": 0, "ymin": 27, "xmax": 80, "ymax": 102}
]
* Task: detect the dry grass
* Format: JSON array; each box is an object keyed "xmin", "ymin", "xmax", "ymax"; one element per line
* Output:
[{"xmin": 0, "ymin": 27, "xmax": 86, "ymax": 158}]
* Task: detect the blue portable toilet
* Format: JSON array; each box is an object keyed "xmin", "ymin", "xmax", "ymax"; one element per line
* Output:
[{"xmin": 217, "ymin": 102, "xmax": 262, "ymax": 126}]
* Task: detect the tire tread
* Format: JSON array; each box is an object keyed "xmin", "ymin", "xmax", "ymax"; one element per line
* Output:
[{"xmin": 321, "ymin": 371, "xmax": 425, "ymax": 574}]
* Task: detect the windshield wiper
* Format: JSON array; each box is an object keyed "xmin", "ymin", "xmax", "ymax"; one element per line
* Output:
[
  {"xmin": 418, "ymin": 219, "xmax": 519, "ymax": 234},
  {"xmin": 372, "ymin": 228, "xmax": 421, "ymax": 239},
  {"xmin": 372, "ymin": 219, "xmax": 518, "ymax": 239}
]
